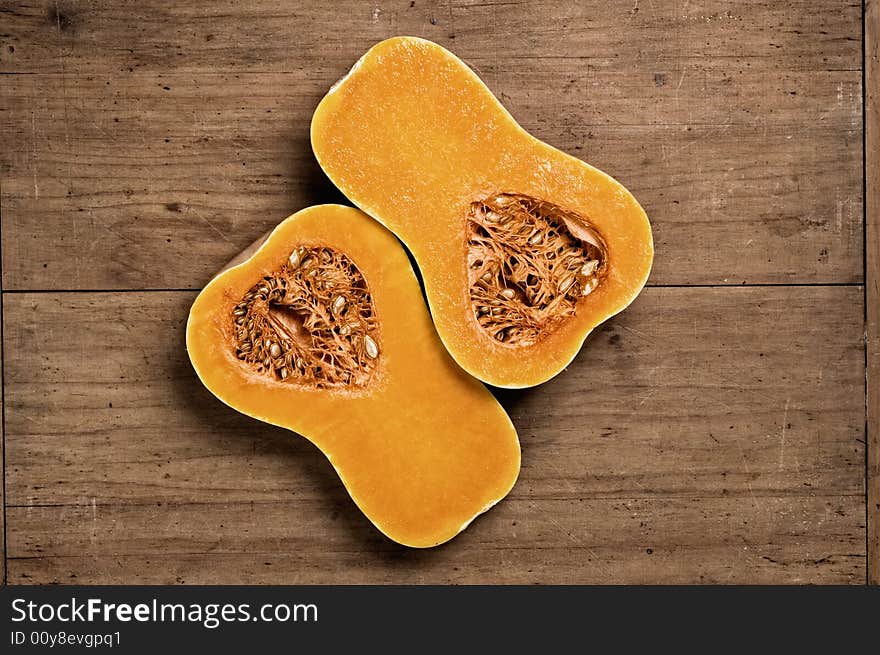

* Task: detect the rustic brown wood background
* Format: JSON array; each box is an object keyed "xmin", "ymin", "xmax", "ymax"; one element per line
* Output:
[{"xmin": 0, "ymin": 0, "xmax": 876, "ymax": 584}]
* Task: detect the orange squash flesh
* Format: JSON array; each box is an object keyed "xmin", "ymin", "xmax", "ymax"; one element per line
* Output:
[
  {"xmin": 186, "ymin": 205, "xmax": 520, "ymax": 547},
  {"xmin": 311, "ymin": 37, "xmax": 653, "ymax": 388}
]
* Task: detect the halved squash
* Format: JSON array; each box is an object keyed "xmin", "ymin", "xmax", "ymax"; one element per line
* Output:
[
  {"xmin": 186, "ymin": 205, "xmax": 520, "ymax": 547},
  {"xmin": 311, "ymin": 37, "xmax": 653, "ymax": 388}
]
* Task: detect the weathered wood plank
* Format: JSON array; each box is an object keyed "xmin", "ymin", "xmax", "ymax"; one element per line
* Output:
[
  {"xmin": 0, "ymin": 1, "xmax": 861, "ymax": 75},
  {"xmin": 6, "ymin": 495, "xmax": 865, "ymax": 584},
  {"xmin": 3, "ymin": 287, "xmax": 866, "ymax": 504},
  {"xmin": 0, "ymin": 0, "xmax": 864, "ymax": 290},
  {"xmin": 866, "ymin": 0, "xmax": 880, "ymax": 586},
  {"xmin": 2, "ymin": 287, "xmax": 866, "ymax": 583},
  {"xmin": 0, "ymin": 70, "xmax": 863, "ymax": 289},
  {"xmin": 0, "ymin": 270, "xmax": 5, "ymax": 584}
]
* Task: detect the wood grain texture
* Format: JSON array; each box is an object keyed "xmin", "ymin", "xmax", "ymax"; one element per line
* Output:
[
  {"xmin": 0, "ymin": 0, "xmax": 864, "ymax": 289},
  {"xmin": 0, "ymin": 1, "xmax": 861, "ymax": 74},
  {"xmin": 866, "ymin": 0, "xmax": 879, "ymax": 586},
  {"xmin": 6, "ymin": 496, "xmax": 865, "ymax": 585},
  {"xmin": 0, "ymin": 253, "xmax": 4, "ymax": 584},
  {"xmin": 2, "ymin": 287, "xmax": 866, "ymax": 584}
]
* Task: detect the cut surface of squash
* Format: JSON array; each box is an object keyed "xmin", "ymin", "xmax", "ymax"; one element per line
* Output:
[
  {"xmin": 311, "ymin": 37, "xmax": 653, "ymax": 387},
  {"xmin": 186, "ymin": 205, "xmax": 520, "ymax": 547}
]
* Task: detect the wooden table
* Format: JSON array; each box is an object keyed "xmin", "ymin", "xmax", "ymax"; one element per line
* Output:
[{"xmin": 1, "ymin": 1, "xmax": 876, "ymax": 585}]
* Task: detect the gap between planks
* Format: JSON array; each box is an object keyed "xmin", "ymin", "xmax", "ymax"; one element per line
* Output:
[
  {"xmin": 1, "ymin": 170, "xmax": 7, "ymax": 584},
  {"xmin": 864, "ymin": 0, "xmax": 879, "ymax": 586}
]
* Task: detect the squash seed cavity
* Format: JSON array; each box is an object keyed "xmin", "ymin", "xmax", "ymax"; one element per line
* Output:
[
  {"xmin": 467, "ymin": 193, "xmax": 607, "ymax": 347},
  {"xmin": 231, "ymin": 246, "xmax": 379, "ymax": 387}
]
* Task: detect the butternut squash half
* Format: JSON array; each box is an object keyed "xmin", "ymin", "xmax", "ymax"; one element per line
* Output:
[
  {"xmin": 186, "ymin": 205, "xmax": 520, "ymax": 547},
  {"xmin": 311, "ymin": 37, "xmax": 653, "ymax": 388}
]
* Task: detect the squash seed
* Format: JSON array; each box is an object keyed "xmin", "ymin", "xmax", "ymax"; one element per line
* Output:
[
  {"xmin": 288, "ymin": 247, "xmax": 304, "ymax": 269},
  {"xmin": 558, "ymin": 275, "xmax": 575, "ymax": 294},
  {"xmin": 363, "ymin": 334, "xmax": 379, "ymax": 359},
  {"xmin": 581, "ymin": 260, "xmax": 598, "ymax": 276}
]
